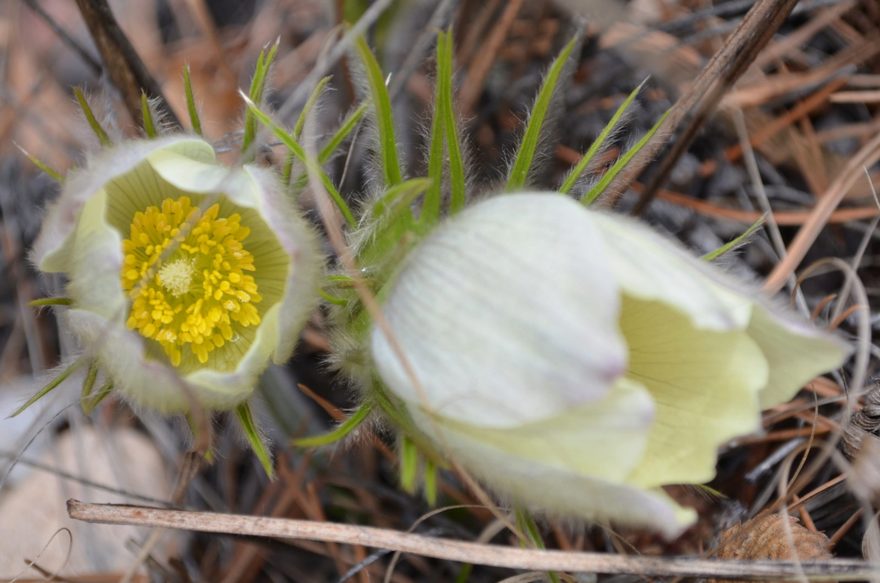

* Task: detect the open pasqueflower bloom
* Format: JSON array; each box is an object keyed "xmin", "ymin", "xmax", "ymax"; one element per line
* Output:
[
  {"xmin": 370, "ymin": 193, "xmax": 849, "ymax": 538},
  {"xmin": 33, "ymin": 136, "xmax": 320, "ymax": 412}
]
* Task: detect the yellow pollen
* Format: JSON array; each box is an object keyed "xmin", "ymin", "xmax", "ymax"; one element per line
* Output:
[{"xmin": 121, "ymin": 196, "xmax": 262, "ymax": 366}]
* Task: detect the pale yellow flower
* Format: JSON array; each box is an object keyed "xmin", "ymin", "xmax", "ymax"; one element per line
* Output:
[
  {"xmin": 371, "ymin": 193, "xmax": 849, "ymax": 537},
  {"xmin": 33, "ymin": 136, "xmax": 320, "ymax": 412}
]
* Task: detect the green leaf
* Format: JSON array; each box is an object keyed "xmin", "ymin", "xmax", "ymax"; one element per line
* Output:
[
  {"xmin": 514, "ymin": 508, "xmax": 545, "ymax": 549},
  {"xmin": 243, "ymin": 94, "xmax": 357, "ymax": 227},
  {"xmin": 241, "ymin": 39, "xmax": 280, "ymax": 159},
  {"xmin": 371, "ymin": 178, "xmax": 432, "ymax": 220},
  {"xmin": 423, "ymin": 457, "xmax": 438, "ymax": 505},
  {"xmin": 29, "ymin": 297, "xmax": 72, "ymax": 307},
  {"xmin": 582, "ymin": 109, "xmax": 670, "ymax": 206},
  {"xmin": 293, "ymin": 76, "xmax": 332, "ymax": 139},
  {"xmin": 319, "ymin": 103, "xmax": 369, "ymax": 163},
  {"xmin": 182, "ymin": 64, "xmax": 202, "ymax": 135},
  {"xmin": 441, "ymin": 32, "xmax": 466, "ymax": 215},
  {"xmin": 360, "ymin": 178, "xmax": 431, "ymax": 268},
  {"xmin": 235, "ymin": 401, "xmax": 274, "ymax": 478},
  {"xmin": 399, "ymin": 435, "xmax": 418, "ymax": 494},
  {"xmin": 355, "ymin": 36, "xmax": 403, "ymax": 187},
  {"xmin": 423, "ymin": 29, "xmax": 466, "ymax": 225},
  {"xmin": 506, "ymin": 36, "xmax": 578, "ymax": 190},
  {"xmin": 514, "ymin": 508, "xmax": 561, "ymax": 583},
  {"xmin": 423, "ymin": 53, "xmax": 446, "ymax": 225},
  {"xmin": 702, "ymin": 214, "xmax": 767, "ymax": 261},
  {"xmin": 80, "ymin": 361, "xmax": 98, "ymax": 401},
  {"xmin": 319, "ymin": 288, "xmax": 348, "ymax": 306},
  {"xmin": 559, "ymin": 79, "xmax": 646, "ymax": 194},
  {"xmin": 81, "ymin": 381, "xmax": 113, "ymax": 415},
  {"xmin": 283, "ymin": 76, "xmax": 333, "ymax": 183},
  {"xmin": 15, "ymin": 144, "xmax": 62, "ymax": 182},
  {"xmin": 327, "ymin": 274, "xmax": 356, "ymax": 286},
  {"xmin": 140, "ymin": 92, "xmax": 157, "ymax": 138},
  {"xmin": 293, "ymin": 402, "xmax": 372, "ymax": 447},
  {"xmin": 74, "ymin": 88, "xmax": 111, "ymax": 146},
  {"xmin": 287, "ymin": 99, "xmax": 368, "ymax": 187},
  {"xmin": 454, "ymin": 565, "xmax": 474, "ymax": 583},
  {"xmin": 9, "ymin": 359, "xmax": 84, "ymax": 418}
]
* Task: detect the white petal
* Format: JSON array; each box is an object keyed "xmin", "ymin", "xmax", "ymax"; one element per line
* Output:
[
  {"xmin": 372, "ymin": 194, "xmax": 627, "ymax": 427},
  {"xmin": 34, "ymin": 136, "xmax": 213, "ymax": 272},
  {"xmin": 243, "ymin": 167, "xmax": 323, "ymax": 364},
  {"xmin": 748, "ymin": 303, "xmax": 850, "ymax": 408},
  {"xmin": 620, "ymin": 296, "xmax": 768, "ymax": 488},
  {"xmin": 67, "ymin": 310, "xmax": 199, "ymax": 412},
  {"xmin": 147, "ymin": 147, "xmax": 258, "ymax": 207},
  {"xmin": 413, "ymin": 399, "xmax": 695, "ymax": 539},
  {"xmin": 187, "ymin": 303, "xmax": 287, "ymax": 409},
  {"xmin": 422, "ymin": 376, "xmax": 654, "ymax": 482},
  {"xmin": 589, "ymin": 211, "xmax": 753, "ymax": 331},
  {"xmin": 65, "ymin": 190, "xmax": 127, "ymax": 320}
]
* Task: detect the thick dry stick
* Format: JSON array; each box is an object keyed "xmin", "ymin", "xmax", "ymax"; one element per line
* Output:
[
  {"xmin": 613, "ymin": 0, "xmax": 799, "ymax": 214},
  {"xmin": 68, "ymin": 500, "xmax": 880, "ymax": 581},
  {"xmin": 74, "ymin": 0, "xmax": 181, "ymax": 128}
]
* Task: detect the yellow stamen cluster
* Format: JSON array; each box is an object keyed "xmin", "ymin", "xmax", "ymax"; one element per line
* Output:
[{"xmin": 122, "ymin": 196, "xmax": 262, "ymax": 366}]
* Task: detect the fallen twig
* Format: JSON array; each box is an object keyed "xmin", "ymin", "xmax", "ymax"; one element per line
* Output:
[{"xmin": 68, "ymin": 500, "xmax": 880, "ymax": 581}]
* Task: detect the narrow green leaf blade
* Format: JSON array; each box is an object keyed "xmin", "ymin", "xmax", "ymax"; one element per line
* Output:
[
  {"xmin": 15, "ymin": 144, "xmax": 62, "ymax": 182},
  {"xmin": 702, "ymin": 214, "xmax": 767, "ymax": 261},
  {"xmin": 242, "ymin": 39, "xmax": 280, "ymax": 158},
  {"xmin": 506, "ymin": 36, "xmax": 578, "ymax": 190},
  {"xmin": 423, "ymin": 457, "xmax": 438, "ymax": 505},
  {"xmin": 9, "ymin": 359, "xmax": 83, "ymax": 418},
  {"xmin": 582, "ymin": 109, "xmax": 670, "ymax": 206},
  {"xmin": 514, "ymin": 508, "xmax": 561, "ymax": 583},
  {"xmin": 29, "ymin": 297, "xmax": 72, "ymax": 307},
  {"xmin": 422, "ymin": 31, "xmax": 447, "ymax": 226},
  {"xmin": 81, "ymin": 381, "xmax": 113, "ymax": 415},
  {"xmin": 440, "ymin": 29, "xmax": 466, "ymax": 214},
  {"xmin": 74, "ymin": 88, "xmax": 111, "ymax": 146},
  {"xmin": 182, "ymin": 64, "xmax": 202, "ymax": 135},
  {"xmin": 284, "ymin": 75, "xmax": 332, "ymax": 185},
  {"xmin": 80, "ymin": 361, "xmax": 98, "ymax": 401},
  {"xmin": 293, "ymin": 403, "xmax": 372, "ymax": 447},
  {"xmin": 140, "ymin": 92, "xmax": 157, "ymax": 138},
  {"xmin": 293, "ymin": 76, "xmax": 332, "ymax": 139},
  {"xmin": 355, "ymin": 36, "xmax": 403, "ymax": 187},
  {"xmin": 243, "ymin": 94, "xmax": 357, "ymax": 227},
  {"xmin": 319, "ymin": 103, "xmax": 369, "ymax": 163},
  {"xmin": 371, "ymin": 178, "xmax": 432, "ymax": 220},
  {"xmin": 361, "ymin": 179, "xmax": 432, "ymax": 267},
  {"xmin": 399, "ymin": 436, "xmax": 418, "ymax": 494},
  {"xmin": 559, "ymin": 79, "xmax": 646, "ymax": 194},
  {"xmin": 235, "ymin": 401, "xmax": 274, "ymax": 478}
]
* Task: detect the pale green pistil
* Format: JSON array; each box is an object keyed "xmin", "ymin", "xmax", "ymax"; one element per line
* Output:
[{"xmin": 158, "ymin": 258, "xmax": 195, "ymax": 297}]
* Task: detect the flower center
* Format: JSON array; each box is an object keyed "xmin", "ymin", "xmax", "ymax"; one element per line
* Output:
[
  {"xmin": 158, "ymin": 258, "xmax": 194, "ymax": 296},
  {"xmin": 121, "ymin": 196, "xmax": 262, "ymax": 367}
]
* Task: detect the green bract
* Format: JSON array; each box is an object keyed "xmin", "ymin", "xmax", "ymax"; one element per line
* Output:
[
  {"xmin": 370, "ymin": 193, "xmax": 849, "ymax": 538},
  {"xmin": 33, "ymin": 136, "xmax": 320, "ymax": 412}
]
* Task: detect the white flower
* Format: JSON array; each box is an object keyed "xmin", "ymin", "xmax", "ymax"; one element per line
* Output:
[
  {"xmin": 370, "ymin": 193, "xmax": 849, "ymax": 538},
  {"xmin": 33, "ymin": 136, "xmax": 320, "ymax": 412}
]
